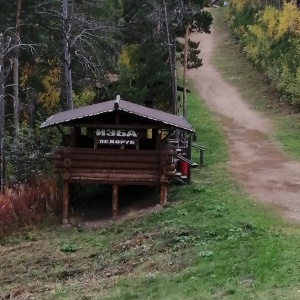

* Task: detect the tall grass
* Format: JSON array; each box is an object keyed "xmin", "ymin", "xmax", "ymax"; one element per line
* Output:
[{"xmin": 0, "ymin": 176, "xmax": 61, "ymax": 237}]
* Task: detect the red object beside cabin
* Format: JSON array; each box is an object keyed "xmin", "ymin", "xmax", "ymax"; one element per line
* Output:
[{"xmin": 178, "ymin": 160, "xmax": 188, "ymax": 176}]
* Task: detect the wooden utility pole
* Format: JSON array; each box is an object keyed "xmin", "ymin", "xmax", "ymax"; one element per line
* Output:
[
  {"xmin": 182, "ymin": 24, "xmax": 189, "ymax": 118},
  {"xmin": 183, "ymin": 0, "xmax": 191, "ymax": 119},
  {"xmin": 173, "ymin": 34, "xmax": 178, "ymax": 115},
  {"xmin": 163, "ymin": 0, "xmax": 177, "ymax": 115},
  {"xmin": 13, "ymin": 0, "xmax": 22, "ymax": 133},
  {"xmin": 0, "ymin": 33, "xmax": 5, "ymax": 193}
]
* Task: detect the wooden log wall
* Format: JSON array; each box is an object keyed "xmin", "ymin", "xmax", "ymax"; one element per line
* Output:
[
  {"xmin": 51, "ymin": 148, "xmax": 176, "ymax": 223},
  {"xmin": 51, "ymin": 148, "xmax": 176, "ymax": 185}
]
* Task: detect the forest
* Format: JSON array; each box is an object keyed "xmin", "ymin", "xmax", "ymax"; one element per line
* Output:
[{"xmin": 0, "ymin": 0, "xmax": 212, "ymax": 235}]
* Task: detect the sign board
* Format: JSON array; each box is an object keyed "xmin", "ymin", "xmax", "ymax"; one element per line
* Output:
[{"xmin": 95, "ymin": 129, "xmax": 138, "ymax": 146}]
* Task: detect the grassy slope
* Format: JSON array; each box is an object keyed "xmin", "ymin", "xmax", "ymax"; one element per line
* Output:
[{"xmin": 2, "ymin": 9, "xmax": 300, "ymax": 300}]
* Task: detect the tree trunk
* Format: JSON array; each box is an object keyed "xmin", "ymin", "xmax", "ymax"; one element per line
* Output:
[
  {"xmin": 183, "ymin": 0, "xmax": 191, "ymax": 119},
  {"xmin": 0, "ymin": 33, "xmax": 6, "ymax": 193},
  {"xmin": 13, "ymin": 0, "xmax": 22, "ymax": 134},
  {"xmin": 61, "ymin": 0, "xmax": 73, "ymax": 111},
  {"xmin": 182, "ymin": 24, "xmax": 189, "ymax": 119},
  {"xmin": 173, "ymin": 35, "xmax": 178, "ymax": 115},
  {"xmin": 28, "ymin": 87, "xmax": 35, "ymax": 128},
  {"xmin": 163, "ymin": 0, "xmax": 177, "ymax": 115}
]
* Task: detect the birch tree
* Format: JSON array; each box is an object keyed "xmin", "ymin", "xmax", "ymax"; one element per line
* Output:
[
  {"xmin": 122, "ymin": 0, "xmax": 178, "ymax": 111},
  {"xmin": 0, "ymin": 33, "xmax": 5, "ymax": 193},
  {"xmin": 13, "ymin": 0, "xmax": 22, "ymax": 133},
  {"xmin": 129, "ymin": 0, "xmax": 211, "ymax": 115},
  {"xmin": 0, "ymin": 32, "xmax": 18, "ymax": 192},
  {"xmin": 0, "ymin": 32, "xmax": 14, "ymax": 192},
  {"xmin": 61, "ymin": 0, "xmax": 73, "ymax": 110},
  {"xmin": 37, "ymin": 0, "xmax": 121, "ymax": 111},
  {"xmin": 0, "ymin": 24, "xmax": 39, "ymax": 192}
]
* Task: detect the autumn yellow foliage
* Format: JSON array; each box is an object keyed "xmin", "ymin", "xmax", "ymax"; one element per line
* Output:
[
  {"xmin": 119, "ymin": 47, "xmax": 131, "ymax": 69},
  {"xmin": 228, "ymin": 0, "xmax": 300, "ymax": 106},
  {"xmin": 118, "ymin": 45, "xmax": 138, "ymax": 88},
  {"xmin": 276, "ymin": 2, "xmax": 300, "ymax": 39},
  {"xmin": 229, "ymin": 0, "xmax": 249, "ymax": 12},
  {"xmin": 261, "ymin": 6, "xmax": 279, "ymax": 38},
  {"xmin": 246, "ymin": 2, "xmax": 300, "ymax": 41},
  {"xmin": 37, "ymin": 67, "xmax": 60, "ymax": 115},
  {"xmin": 118, "ymin": 45, "xmax": 138, "ymax": 71},
  {"xmin": 73, "ymin": 88, "xmax": 96, "ymax": 108}
]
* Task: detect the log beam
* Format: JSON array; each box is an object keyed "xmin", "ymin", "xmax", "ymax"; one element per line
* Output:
[
  {"xmin": 160, "ymin": 183, "xmax": 167, "ymax": 206},
  {"xmin": 112, "ymin": 183, "xmax": 118, "ymax": 220},
  {"xmin": 63, "ymin": 180, "xmax": 69, "ymax": 225}
]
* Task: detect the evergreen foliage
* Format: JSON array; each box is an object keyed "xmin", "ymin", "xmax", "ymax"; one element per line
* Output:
[
  {"xmin": 5, "ymin": 128, "xmax": 56, "ymax": 184},
  {"xmin": 0, "ymin": 0, "xmax": 211, "ymax": 190},
  {"xmin": 117, "ymin": 0, "xmax": 212, "ymax": 109}
]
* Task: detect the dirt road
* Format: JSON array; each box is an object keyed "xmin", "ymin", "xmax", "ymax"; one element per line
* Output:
[{"xmin": 188, "ymin": 20, "xmax": 300, "ymax": 223}]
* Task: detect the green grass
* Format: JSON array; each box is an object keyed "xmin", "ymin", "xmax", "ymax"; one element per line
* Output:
[
  {"xmin": 2, "ymin": 86, "xmax": 300, "ymax": 299},
  {"xmin": 211, "ymin": 8, "xmax": 300, "ymax": 159},
  {"xmin": 2, "ymin": 10, "xmax": 300, "ymax": 299}
]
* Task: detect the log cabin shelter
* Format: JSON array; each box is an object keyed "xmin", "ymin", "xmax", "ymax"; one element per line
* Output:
[{"xmin": 41, "ymin": 96, "xmax": 195, "ymax": 224}]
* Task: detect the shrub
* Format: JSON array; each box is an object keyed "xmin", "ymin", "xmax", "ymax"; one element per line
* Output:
[
  {"xmin": 0, "ymin": 175, "xmax": 61, "ymax": 238},
  {"xmin": 228, "ymin": 1, "xmax": 300, "ymax": 108},
  {"xmin": 5, "ymin": 128, "xmax": 56, "ymax": 185}
]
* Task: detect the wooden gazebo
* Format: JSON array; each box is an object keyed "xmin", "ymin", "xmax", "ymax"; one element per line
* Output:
[{"xmin": 41, "ymin": 96, "xmax": 194, "ymax": 224}]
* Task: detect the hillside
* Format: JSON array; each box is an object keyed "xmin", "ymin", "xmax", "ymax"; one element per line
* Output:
[{"xmin": 2, "ymin": 8, "xmax": 300, "ymax": 300}]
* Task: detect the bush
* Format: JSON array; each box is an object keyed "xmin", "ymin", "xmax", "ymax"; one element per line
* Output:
[
  {"xmin": 228, "ymin": 1, "xmax": 300, "ymax": 108},
  {"xmin": 5, "ymin": 127, "xmax": 58, "ymax": 185},
  {"xmin": 0, "ymin": 175, "xmax": 61, "ymax": 238}
]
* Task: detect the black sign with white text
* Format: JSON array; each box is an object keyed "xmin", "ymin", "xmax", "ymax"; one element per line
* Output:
[{"xmin": 95, "ymin": 129, "xmax": 138, "ymax": 146}]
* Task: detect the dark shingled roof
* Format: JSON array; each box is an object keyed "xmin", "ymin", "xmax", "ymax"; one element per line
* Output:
[{"xmin": 40, "ymin": 98, "xmax": 194, "ymax": 132}]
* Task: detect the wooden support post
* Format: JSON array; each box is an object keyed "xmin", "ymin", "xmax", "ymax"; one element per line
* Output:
[
  {"xmin": 159, "ymin": 153, "xmax": 167, "ymax": 206},
  {"xmin": 70, "ymin": 127, "xmax": 76, "ymax": 147},
  {"xmin": 115, "ymin": 110, "xmax": 120, "ymax": 125},
  {"xmin": 74, "ymin": 127, "xmax": 81, "ymax": 147},
  {"xmin": 160, "ymin": 183, "xmax": 167, "ymax": 206},
  {"xmin": 200, "ymin": 148, "xmax": 204, "ymax": 167},
  {"xmin": 112, "ymin": 183, "xmax": 118, "ymax": 219},
  {"xmin": 187, "ymin": 133, "xmax": 192, "ymax": 183},
  {"xmin": 156, "ymin": 129, "xmax": 162, "ymax": 150},
  {"xmin": 63, "ymin": 180, "xmax": 69, "ymax": 225}
]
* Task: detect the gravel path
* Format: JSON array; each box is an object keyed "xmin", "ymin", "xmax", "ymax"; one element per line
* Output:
[{"xmin": 188, "ymin": 22, "xmax": 300, "ymax": 222}]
